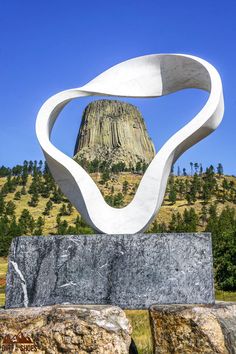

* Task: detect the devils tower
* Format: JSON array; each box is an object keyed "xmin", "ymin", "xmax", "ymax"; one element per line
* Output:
[{"xmin": 74, "ymin": 100, "xmax": 155, "ymax": 170}]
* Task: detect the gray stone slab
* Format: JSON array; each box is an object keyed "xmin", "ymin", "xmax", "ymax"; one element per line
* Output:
[{"xmin": 6, "ymin": 233, "xmax": 214, "ymax": 309}]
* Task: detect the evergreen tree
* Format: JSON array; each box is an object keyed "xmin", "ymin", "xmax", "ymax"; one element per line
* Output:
[
  {"xmin": 222, "ymin": 178, "xmax": 229, "ymax": 190},
  {"xmin": 0, "ymin": 194, "xmax": 5, "ymax": 215},
  {"xmin": 150, "ymin": 220, "xmax": 167, "ymax": 233},
  {"xmin": 199, "ymin": 163, "xmax": 203, "ymax": 175},
  {"xmin": 205, "ymin": 204, "xmax": 218, "ymax": 236},
  {"xmin": 51, "ymin": 187, "xmax": 63, "ymax": 204},
  {"xmin": 194, "ymin": 163, "xmax": 199, "ymax": 174},
  {"xmin": 99, "ymin": 170, "xmax": 110, "ymax": 184},
  {"xmin": 177, "ymin": 180, "xmax": 185, "ymax": 199},
  {"xmin": 217, "ymin": 163, "xmax": 224, "ymax": 176},
  {"xmin": 18, "ymin": 209, "xmax": 35, "ymax": 234},
  {"xmin": 207, "ymin": 207, "xmax": 236, "ymax": 291},
  {"xmin": 0, "ymin": 216, "xmax": 15, "ymax": 256},
  {"xmin": 142, "ymin": 162, "xmax": 148, "ymax": 174},
  {"xmin": 21, "ymin": 186, "xmax": 27, "ymax": 195},
  {"xmin": 183, "ymin": 208, "xmax": 198, "ymax": 232},
  {"xmin": 34, "ymin": 216, "xmax": 44, "ymax": 235},
  {"xmin": 183, "ymin": 168, "xmax": 187, "ymax": 176},
  {"xmin": 177, "ymin": 166, "xmax": 181, "ymax": 176},
  {"xmin": 43, "ymin": 200, "xmax": 53, "ymax": 216},
  {"xmin": 122, "ymin": 180, "xmax": 129, "ymax": 195},
  {"xmin": 14, "ymin": 191, "xmax": 21, "ymax": 200},
  {"xmin": 21, "ymin": 164, "xmax": 28, "ymax": 186},
  {"xmin": 59, "ymin": 203, "xmax": 68, "ymax": 216},
  {"xmin": 200, "ymin": 205, "xmax": 208, "ymax": 226},
  {"xmin": 135, "ymin": 161, "xmax": 142, "ymax": 174},
  {"xmin": 56, "ymin": 216, "xmax": 68, "ymax": 235},
  {"xmin": 113, "ymin": 193, "xmax": 124, "ymax": 207},
  {"xmin": 28, "ymin": 192, "xmax": 39, "ymax": 207},
  {"xmin": 190, "ymin": 162, "xmax": 193, "ymax": 176},
  {"xmin": 187, "ymin": 174, "xmax": 200, "ymax": 204},
  {"xmin": 67, "ymin": 203, "xmax": 73, "ymax": 215},
  {"xmin": 5, "ymin": 201, "xmax": 16, "ymax": 216},
  {"xmin": 169, "ymin": 184, "xmax": 177, "ymax": 204}
]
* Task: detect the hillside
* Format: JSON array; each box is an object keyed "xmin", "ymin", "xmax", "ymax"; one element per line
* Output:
[
  {"xmin": 0, "ymin": 165, "xmax": 235, "ymax": 235},
  {"xmin": 0, "ymin": 161, "xmax": 235, "ymax": 292}
]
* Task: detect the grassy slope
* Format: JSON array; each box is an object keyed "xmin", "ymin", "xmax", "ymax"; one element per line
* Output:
[
  {"xmin": 0, "ymin": 257, "xmax": 7, "ymax": 307},
  {"xmin": 1, "ymin": 173, "xmax": 236, "ymax": 235}
]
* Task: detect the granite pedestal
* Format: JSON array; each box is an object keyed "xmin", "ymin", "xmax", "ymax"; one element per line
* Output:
[{"xmin": 6, "ymin": 233, "xmax": 214, "ymax": 309}]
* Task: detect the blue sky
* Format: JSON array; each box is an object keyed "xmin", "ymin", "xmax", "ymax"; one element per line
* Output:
[{"xmin": 0, "ymin": 0, "xmax": 235, "ymax": 175}]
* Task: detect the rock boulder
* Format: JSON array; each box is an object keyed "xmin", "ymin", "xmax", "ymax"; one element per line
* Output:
[
  {"xmin": 150, "ymin": 302, "xmax": 236, "ymax": 354},
  {"xmin": 0, "ymin": 304, "xmax": 131, "ymax": 353}
]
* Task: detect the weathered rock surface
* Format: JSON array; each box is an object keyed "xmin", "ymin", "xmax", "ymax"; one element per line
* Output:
[
  {"xmin": 74, "ymin": 99, "xmax": 155, "ymax": 169},
  {"xmin": 0, "ymin": 304, "xmax": 131, "ymax": 354},
  {"xmin": 150, "ymin": 302, "xmax": 236, "ymax": 354},
  {"xmin": 6, "ymin": 234, "xmax": 214, "ymax": 309}
]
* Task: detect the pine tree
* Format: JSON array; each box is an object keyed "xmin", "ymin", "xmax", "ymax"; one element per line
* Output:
[
  {"xmin": 194, "ymin": 163, "xmax": 199, "ymax": 174},
  {"xmin": 67, "ymin": 203, "xmax": 73, "ymax": 215},
  {"xmin": 51, "ymin": 187, "xmax": 63, "ymax": 204},
  {"xmin": 5, "ymin": 201, "xmax": 16, "ymax": 216},
  {"xmin": 0, "ymin": 194, "xmax": 5, "ymax": 215},
  {"xmin": 205, "ymin": 204, "xmax": 218, "ymax": 236},
  {"xmin": 199, "ymin": 164, "xmax": 203, "ymax": 175},
  {"xmin": 59, "ymin": 203, "xmax": 68, "ymax": 216},
  {"xmin": 177, "ymin": 166, "xmax": 181, "ymax": 176},
  {"xmin": 28, "ymin": 192, "xmax": 39, "ymax": 207},
  {"xmin": 18, "ymin": 209, "xmax": 35, "ymax": 234},
  {"xmin": 222, "ymin": 178, "xmax": 229, "ymax": 190},
  {"xmin": 99, "ymin": 170, "xmax": 110, "ymax": 184},
  {"xmin": 177, "ymin": 180, "xmax": 185, "ymax": 199},
  {"xmin": 14, "ymin": 191, "xmax": 21, "ymax": 200},
  {"xmin": 113, "ymin": 193, "xmax": 124, "ymax": 207},
  {"xmin": 34, "ymin": 216, "xmax": 44, "ymax": 235},
  {"xmin": 217, "ymin": 163, "xmax": 224, "ymax": 176},
  {"xmin": 183, "ymin": 208, "xmax": 198, "ymax": 232},
  {"xmin": 169, "ymin": 184, "xmax": 177, "ymax": 204},
  {"xmin": 190, "ymin": 162, "xmax": 193, "ymax": 176},
  {"xmin": 57, "ymin": 217, "xmax": 68, "ymax": 235},
  {"xmin": 21, "ymin": 165, "xmax": 28, "ymax": 186},
  {"xmin": 43, "ymin": 200, "xmax": 53, "ymax": 215},
  {"xmin": 122, "ymin": 180, "xmax": 129, "ymax": 195},
  {"xmin": 150, "ymin": 220, "xmax": 167, "ymax": 233},
  {"xmin": 21, "ymin": 186, "xmax": 27, "ymax": 195},
  {"xmin": 210, "ymin": 207, "xmax": 236, "ymax": 291},
  {"xmin": 200, "ymin": 205, "xmax": 208, "ymax": 226}
]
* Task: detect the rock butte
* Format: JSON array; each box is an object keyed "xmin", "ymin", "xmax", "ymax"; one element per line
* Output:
[{"xmin": 74, "ymin": 99, "xmax": 155, "ymax": 169}]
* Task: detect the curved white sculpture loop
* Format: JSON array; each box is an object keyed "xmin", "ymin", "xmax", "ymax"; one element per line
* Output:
[{"xmin": 36, "ymin": 54, "xmax": 224, "ymax": 234}]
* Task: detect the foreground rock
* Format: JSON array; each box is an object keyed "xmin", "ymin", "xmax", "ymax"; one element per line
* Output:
[
  {"xmin": 74, "ymin": 99, "xmax": 155, "ymax": 169},
  {"xmin": 150, "ymin": 302, "xmax": 236, "ymax": 354},
  {"xmin": 0, "ymin": 304, "xmax": 131, "ymax": 353}
]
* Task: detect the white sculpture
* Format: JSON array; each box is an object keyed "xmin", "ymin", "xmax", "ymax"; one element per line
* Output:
[{"xmin": 36, "ymin": 54, "xmax": 224, "ymax": 234}]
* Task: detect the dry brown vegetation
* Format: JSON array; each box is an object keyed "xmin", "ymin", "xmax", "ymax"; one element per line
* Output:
[{"xmin": 1, "ymin": 172, "xmax": 235, "ymax": 235}]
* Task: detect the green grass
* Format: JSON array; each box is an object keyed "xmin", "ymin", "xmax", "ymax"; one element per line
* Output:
[
  {"xmin": 0, "ymin": 293, "xmax": 5, "ymax": 305},
  {"xmin": 0, "ymin": 257, "xmax": 235, "ymax": 354},
  {"xmin": 125, "ymin": 310, "xmax": 153, "ymax": 354},
  {"xmin": 0, "ymin": 257, "xmax": 8, "ymax": 277},
  {"xmin": 215, "ymin": 290, "xmax": 236, "ymax": 301}
]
